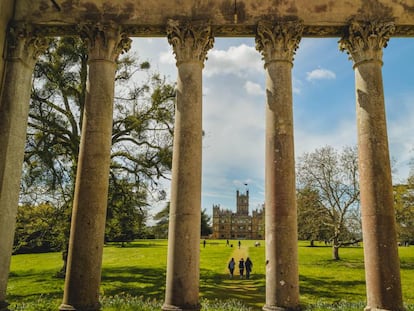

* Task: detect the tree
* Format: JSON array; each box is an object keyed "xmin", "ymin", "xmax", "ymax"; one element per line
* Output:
[
  {"xmin": 105, "ymin": 179, "xmax": 148, "ymax": 246},
  {"xmin": 201, "ymin": 209, "xmax": 212, "ymax": 237},
  {"xmin": 17, "ymin": 37, "xmax": 175, "ymax": 267},
  {"xmin": 13, "ymin": 203, "xmax": 64, "ymax": 254},
  {"xmin": 393, "ymin": 183, "xmax": 414, "ymax": 245},
  {"xmin": 152, "ymin": 202, "xmax": 170, "ymax": 239},
  {"xmin": 151, "ymin": 204, "xmax": 212, "ymax": 238},
  {"xmin": 296, "ymin": 145, "xmax": 361, "ymax": 260},
  {"xmin": 297, "ymin": 187, "xmax": 331, "ymax": 246}
]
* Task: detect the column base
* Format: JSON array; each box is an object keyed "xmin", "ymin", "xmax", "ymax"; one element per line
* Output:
[
  {"xmin": 364, "ymin": 307, "xmax": 405, "ymax": 311},
  {"xmin": 59, "ymin": 302, "xmax": 101, "ymax": 311},
  {"xmin": 162, "ymin": 303, "xmax": 201, "ymax": 311},
  {"xmin": 0, "ymin": 301, "xmax": 10, "ymax": 311},
  {"xmin": 263, "ymin": 304, "xmax": 301, "ymax": 311},
  {"xmin": 59, "ymin": 304, "xmax": 76, "ymax": 311}
]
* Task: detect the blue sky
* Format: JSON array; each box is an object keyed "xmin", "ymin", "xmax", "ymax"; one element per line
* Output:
[{"xmin": 130, "ymin": 36, "xmax": 414, "ymax": 220}]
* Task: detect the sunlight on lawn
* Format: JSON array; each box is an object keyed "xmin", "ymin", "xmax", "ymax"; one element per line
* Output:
[{"xmin": 7, "ymin": 239, "xmax": 414, "ymax": 310}]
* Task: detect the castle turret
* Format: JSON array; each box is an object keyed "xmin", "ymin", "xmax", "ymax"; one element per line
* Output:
[{"xmin": 236, "ymin": 190, "xmax": 249, "ymax": 215}]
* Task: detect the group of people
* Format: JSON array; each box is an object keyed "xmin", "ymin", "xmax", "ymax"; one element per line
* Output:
[{"xmin": 228, "ymin": 257, "xmax": 253, "ymax": 279}]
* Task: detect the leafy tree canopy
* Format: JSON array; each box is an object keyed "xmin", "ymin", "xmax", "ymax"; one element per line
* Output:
[{"xmin": 16, "ymin": 36, "xmax": 175, "ymax": 256}]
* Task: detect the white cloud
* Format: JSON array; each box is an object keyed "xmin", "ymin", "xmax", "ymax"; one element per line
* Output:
[
  {"xmin": 129, "ymin": 37, "xmax": 414, "ymax": 216},
  {"xmin": 204, "ymin": 44, "xmax": 262, "ymax": 78},
  {"xmin": 244, "ymin": 81, "xmax": 264, "ymax": 96},
  {"xmin": 306, "ymin": 68, "xmax": 336, "ymax": 81},
  {"xmin": 159, "ymin": 50, "xmax": 175, "ymax": 65}
]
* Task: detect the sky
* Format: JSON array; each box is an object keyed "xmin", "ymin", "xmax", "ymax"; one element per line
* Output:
[{"xmin": 130, "ymin": 36, "xmax": 414, "ymax": 220}]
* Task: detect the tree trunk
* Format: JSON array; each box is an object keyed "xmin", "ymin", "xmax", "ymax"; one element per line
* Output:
[
  {"xmin": 332, "ymin": 237, "xmax": 340, "ymax": 260},
  {"xmin": 332, "ymin": 245, "xmax": 340, "ymax": 260},
  {"xmin": 310, "ymin": 239, "xmax": 315, "ymax": 247},
  {"xmin": 56, "ymin": 248, "xmax": 68, "ymax": 278}
]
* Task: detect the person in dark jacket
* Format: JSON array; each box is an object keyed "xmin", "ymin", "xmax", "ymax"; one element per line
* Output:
[
  {"xmin": 238, "ymin": 258, "xmax": 245, "ymax": 279},
  {"xmin": 245, "ymin": 257, "xmax": 253, "ymax": 279},
  {"xmin": 228, "ymin": 258, "xmax": 235, "ymax": 278}
]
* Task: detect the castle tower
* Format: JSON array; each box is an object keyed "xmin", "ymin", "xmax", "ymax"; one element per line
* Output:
[{"xmin": 236, "ymin": 190, "xmax": 249, "ymax": 215}]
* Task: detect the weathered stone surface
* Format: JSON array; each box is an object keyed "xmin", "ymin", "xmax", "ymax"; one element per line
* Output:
[
  {"xmin": 10, "ymin": 0, "xmax": 414, "ymax": 37},
  {"xmin": 59, "ymin": 24, "xmax": 130, "ymax": 311},
  {"xmin": 340, "ymin": 21, "xmax": 404, "ymax": 311},
  {"xmin": 256, "ymin": 20, "xmax": 302, "ymax": 311},
  {"xmin": 0, "ymin": 0, "xmax": 14, "ymax": 91},
  {"xmin": 163, "ymin": 20, "xmax": 213, "ymax": 311},
  {"xmin": 0, "ymin": 2, "xmax": 408, "ymax": 311},
  {"xmin": 0, "ymin": 24, "xmax": 48, "ymax": 307}
]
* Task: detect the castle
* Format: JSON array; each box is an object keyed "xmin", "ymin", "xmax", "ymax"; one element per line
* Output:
[{"xmin": 212, "ymin": 190, "xmax": 265, "ymax": 240}]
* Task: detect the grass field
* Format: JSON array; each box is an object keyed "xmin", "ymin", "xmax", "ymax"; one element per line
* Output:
[{"xmin": 6, "ymin": 240, "xmax": 414, "ymax": 310}]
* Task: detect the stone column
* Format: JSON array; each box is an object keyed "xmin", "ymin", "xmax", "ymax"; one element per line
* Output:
[
  {"xmin": 256, "ymin": 20, "xmax": 302, "ymax": 311},
  {"xmin": 162, "ymin": 20, "xmax": 213, "ymax": 311},
  {"xmin": 59, "ymin": 23, "xmax": 131, "ymax": 311},
  {"xmin": 0, "ymin": 24, "xmax": 47, "ymax": 311},
  {"xmin": 339, "ymin": 21, "xmax": 404, "ymax": 311}
]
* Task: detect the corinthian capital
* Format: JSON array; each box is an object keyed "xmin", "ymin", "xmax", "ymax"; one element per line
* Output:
[
  {"xmin": 339, "ymin": 20, "xmax": 395, "ymax": 66},
  {"xmin": 79, "ymin": 22, "xmax": 131, "ymax": 62},
  {"xmin": 255, "ymin": 20, "xmax": 303, "ymax": 66},
  {"xmin": 7, "ymin": 23, "xmax": 49, "ymax": 68},
  {"xmin": 166, "ymin": 19, "xmax": 214, "ymax": 66}
]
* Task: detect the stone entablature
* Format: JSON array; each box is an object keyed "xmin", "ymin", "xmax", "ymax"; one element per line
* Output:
[{"xmin": 9, "ymin": 0, "xmax": 414, "ymax": 37}]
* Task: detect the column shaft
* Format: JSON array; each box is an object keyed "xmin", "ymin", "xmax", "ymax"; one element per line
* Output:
[
  {"xmin": 163, "ymin": 20, "xmax": 213, "ymax": 311},
  {"xmin": 256, "ymin": 20, "xmax": 302, "ymax": 311},
  {"xmin": 340, "ymin": 21, "xmax": 403, "ymax": 311},
  {"xmin": 265, "ymin": 61, "xmax": 299, "ymax": 310},
  {"xmin": 164, "ymin": 61, "xmax": 203, "ymax": 310},
  {"xmin": 356, "ymin": 61, "xmax": 403, "ymax": 311},
  {"xmin": 60, "ymin": 24, "xmax": 131, "ymax": 311},
  {"xmin": 0, "ymin": 25, "xmax": 46, "ymax": 310}
]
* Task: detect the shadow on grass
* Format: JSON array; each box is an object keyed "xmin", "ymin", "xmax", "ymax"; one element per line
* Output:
[
  {"xmin": 9, "ymin": 264, "xmax": 372, "ymax": 310},
  {"xmin": 105, "ymin": 241, "xmax": 164, "ymax": 249},
  {"xmin": 401, "ymin": 261, "xmax": 414, "ymax": 270},
  {"xmin": 200, "ymin": 269, "xmax": 266, "ymax": 309},
  {"xmin": 102, "ymin": 266, "xmax": 266, "ymax": 309},
  {"xmin": 101, "ymin": 266, "xmax": 166, "ymax": 298},
  {"xmin": 300, "ymin": 274, "xmax": 366, "ymax": 301},
  {"xmin": 7, "ymin": 272, "xmax": 64, "ymax": 302}
]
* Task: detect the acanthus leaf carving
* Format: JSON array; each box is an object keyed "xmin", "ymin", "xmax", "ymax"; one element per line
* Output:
[
  {"xmin": 255, "ymin": 20, "xmax": 303, "ymax": 66},
  {"xmin": 166, "ymin": 19, "xmax": 214, "ymax": 66},
  {"xmin": 7, "ymin": 23, "xmax": 50, "ymax": 67},
  {"xmin": 78, "ymin": 22, "xmax": 131, "ymax": 62},
  {"xmin": 339, "ymin": 20, "xmax": 395, "ymax": 66}
]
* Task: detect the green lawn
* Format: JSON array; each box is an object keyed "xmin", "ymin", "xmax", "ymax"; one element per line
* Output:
[{"xmin": 6, "ymin": 240, "xmax": 414, "ymax": 310}]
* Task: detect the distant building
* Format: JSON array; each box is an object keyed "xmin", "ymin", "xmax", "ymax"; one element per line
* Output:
[{"xmin": 212, "ymin": 190, "xmax": 265, "ymax": 239}]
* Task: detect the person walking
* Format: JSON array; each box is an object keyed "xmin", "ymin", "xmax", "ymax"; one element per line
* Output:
[
  {"xmin": 245, "ymin": 257, "xmax": 253, "ymax": 279},
  {"xmin": 228, "ymin": 258, "xmax": 235, "ymax": 278},
  {"xmin": 238, "ymin": 258, "xmax": 245, "ymax": 279}
]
